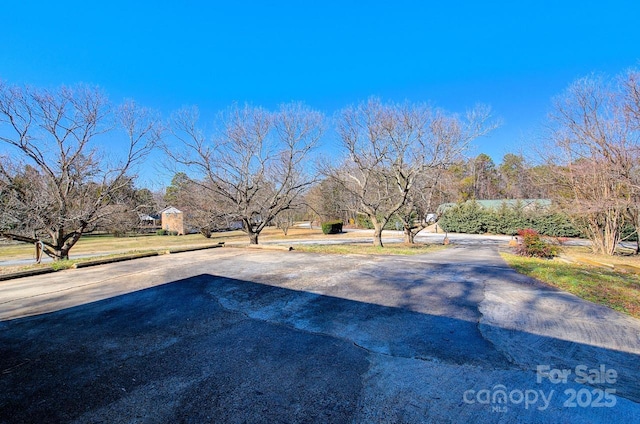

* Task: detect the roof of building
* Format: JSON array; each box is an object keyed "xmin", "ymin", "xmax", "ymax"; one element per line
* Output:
[{"xmin": 160, "ymin": 206, "xmax": 182, "ymax": 214}]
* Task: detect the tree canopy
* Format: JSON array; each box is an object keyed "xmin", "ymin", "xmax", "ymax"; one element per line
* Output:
[
  {"xmin": 4, "ymin": 67, "xmax": 640, "ymax": 257},
  {"xmin": 0, "ymin": 82, "xmax": 161, "ymax": 260}
]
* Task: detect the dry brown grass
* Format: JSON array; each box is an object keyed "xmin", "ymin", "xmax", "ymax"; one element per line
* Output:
[{"xmin": 0, "ymin": 226, "xmax": 435, "ymax": 275}]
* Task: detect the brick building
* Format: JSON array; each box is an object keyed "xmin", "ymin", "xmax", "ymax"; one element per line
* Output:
[{"xmin": 160, "ymin": 206, "xmax": 185, "ymax": 235}]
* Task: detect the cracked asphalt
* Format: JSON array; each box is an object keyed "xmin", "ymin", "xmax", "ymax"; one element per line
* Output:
[{"xmin": 1, "ymin": 244, "xmax": 639, "ymax": 423}]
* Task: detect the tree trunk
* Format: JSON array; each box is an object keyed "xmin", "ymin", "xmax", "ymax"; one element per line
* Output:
[
  {"xmin": 49, "ymin": 240, "xmax": 70, "ymax": 261},
  {"xmin": 370, "ymin": 215, "xmax": 384, "ymax": 247},
  {"xmin": 404, "ymin": 227, "xmax": 415, "ymax": 244},
  {"xmin": 603, "ymin": 210, "xmax": 621, "ymax": 256},
  {"xmin": 586, "ymin": 211, "xmax": 621, "ymax": 256},
  {"xmin": 52, "ymin": 229, "xmax": 84, "ymax": 261},
  {"xmin": 242, "ymin": 219, "xmax": 260, "ymax": 245},
  {"xmin": 634, "ymin": 219, "xmax": 640, "ymax": 255},
  {"xmin": 589, "ymin": 229, "xmax": 606, "ymax": 255},
  {"xmin": 58, "ymin": 246, "xmax": 71, "ymax": 261},
  {"xmin": 47, "ymin": 238, "xmax": 69, "ymax": 261},
  {"xmin": 373, "ymin": 225, "xmax": 383, "ymax": 247}
]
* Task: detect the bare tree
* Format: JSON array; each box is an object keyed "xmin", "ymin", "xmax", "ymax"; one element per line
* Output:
[
  {"xmin": 0, "ymin": 82, "xmax": 161, "ymax": 260},
  {"xmin": 396, "ymin": 169, "xmax": 441, "ymax": 244},
  {"xmin": 273, "ymin": 208, "xmax": 297, "ymax": 236},
  {"xmin": 545, "ymin": 73, "xmax": 640, "ymax": 255},
  {"xmin": 499, "ymin": 153, "xmax": 528, "ymax": 199},
  {"xmin": 99, "ymin": 179, "xmax": 161, "ymax": 236},
  {"xmin": 304, "ymin": 177, "xmax": 358, "ymax": 225},
  {"xmin": 620, "ymin": 69, "xmax": 640, "ymax": 253},
  {"xmin": 167, "ymin": 103, "xmax": 323, "ymax": 244},
  {"xmin": 397, "ymin": 115, "xmax": 497, "ymax": 243},
  {"xmin": 328, "ymin": 98, "xmax": 496, "ymax": 247},
  {"xmin": 164, "ymin": 174, "xmax": 231, "ymax": 238}
]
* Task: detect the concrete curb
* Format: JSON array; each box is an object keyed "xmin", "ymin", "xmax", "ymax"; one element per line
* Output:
[
  {"xmin": 168, "ymin": 242, "xmax": 225, "ymax": 254},
  {"xmin": 74, "ymin": 251, "xmax": 160, "ymax": 268},
  {"xmin": 0, "ymin": 266, "xmax": 56, "ymax": 281}
]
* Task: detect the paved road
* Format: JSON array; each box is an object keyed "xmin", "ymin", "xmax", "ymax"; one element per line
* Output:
[{"xmin": 0, "ymin": 246, "xmax": 639, "ymax": 423}]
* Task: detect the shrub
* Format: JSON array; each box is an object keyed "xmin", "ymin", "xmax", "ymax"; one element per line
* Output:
[
  {"xmin": 438, "ymin": 201, "xmax": 580, "ymax": 237},
  {"xmin": 438, "ymin": 201, "xmax": 488, "ymax": 234},
  {"xmin": 321, "ymin": 220, "xmax": 343, "ymax": 234},
  {"xmin": 356, "ymin": 214, "xmax": 372, "ymax": 229},
  {"xmin": 513, "ymin": 228, "xmax": 559, "ymax": 258},
  {"xmin": 620, "ymin": 223, "xmax": 638, "ymax": 242},
  {"xmin": 156, "ymin": 229, "xmax": 168, "ymax": 236},
  {"xmin": 485, "ymin": 204, "xmax": 531, "ymax": 235},
  {"xmin": 531, "ymin": 213, "xmax": 582, "ymax": 238}
]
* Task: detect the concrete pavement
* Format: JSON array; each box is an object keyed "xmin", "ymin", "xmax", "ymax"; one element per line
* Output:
[{"xmin": 0, "ymin": 246, "xmax": 639, "ymax": 423}]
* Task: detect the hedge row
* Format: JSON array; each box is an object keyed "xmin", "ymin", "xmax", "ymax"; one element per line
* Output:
[
  {"xmin": 321, "ymin": 220, "xmax": 343, "ymax": 234},
  {"xmin": 437, "ymin": 201, "xmax": 582, "ymax": 237}
]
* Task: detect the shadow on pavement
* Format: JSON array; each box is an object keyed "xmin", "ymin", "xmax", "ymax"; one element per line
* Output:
[{"xmin": 0, "ymin": 273, "xmax": 638, "ymax": 423}]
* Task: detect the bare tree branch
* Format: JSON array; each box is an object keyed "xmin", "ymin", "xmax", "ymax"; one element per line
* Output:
[
  {"xmin": 326, "ymin": 98, "xmax": 497, "ymax": 246},
  {"xmin": 0, "ymin": 82, "xmax": 161, "ymax": 260},
  {"xmin": 166, "ymin": 103, "xmax": 322, "ymax": 244}
]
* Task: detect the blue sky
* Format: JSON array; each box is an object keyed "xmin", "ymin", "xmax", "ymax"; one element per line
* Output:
[{"xmin": 2, "ymin": 1, "xmax": 640, "ymax": 186}]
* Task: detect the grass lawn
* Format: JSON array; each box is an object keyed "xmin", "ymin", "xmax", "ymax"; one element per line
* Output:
[
  {"xmin": 0, "ymin": 226, "xmax": 355, "ymax": 262},
  {"xmin": 0, "ymin": 226, "xmax": 444, "ymax": 275},
  {"xmin": 501, "ymin": 251, "xmax": 640, "ymax": 319},
  {"xmin": 0, "ymin": 231, "xmax": 243, "ymax": 275},
  {"xmin": 0, "ymin": 226, "xmax": 435, "ymax": 263},
  {"xmin": 0, "ymin": 233, "xmax": 232, "ymax": 261}
]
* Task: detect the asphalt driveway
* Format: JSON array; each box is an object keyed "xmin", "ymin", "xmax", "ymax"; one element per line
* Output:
[{"xmin": 1, "ymin": 246, "xmax": 639, "ymax": 423}]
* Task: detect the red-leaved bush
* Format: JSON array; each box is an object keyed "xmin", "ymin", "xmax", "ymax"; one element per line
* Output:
[{"xmin": 514, "ymin": 228, "xmax": 559, "ymax": 258}]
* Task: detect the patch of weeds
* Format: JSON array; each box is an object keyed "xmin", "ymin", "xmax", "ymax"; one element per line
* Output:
[{"xmin": 51, "ymin": 260, "xmax": 76, "ymax": 271}]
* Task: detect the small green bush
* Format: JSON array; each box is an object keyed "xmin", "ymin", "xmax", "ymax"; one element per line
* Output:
[
  {"xmin": 322, "ymin": 220, "xmax": 343, "ymax": 234},
  {"xmin": 514, "ymin": 228, "xmax": 559, "ymax": 258},
  {"xmin": 156, "ymin": 229, "xmax": 168, "ymax": 236}
]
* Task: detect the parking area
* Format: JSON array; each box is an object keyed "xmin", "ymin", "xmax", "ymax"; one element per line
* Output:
[{"xmin": 1, "ymin": 246, "xmax": 639, "ymax": 423}]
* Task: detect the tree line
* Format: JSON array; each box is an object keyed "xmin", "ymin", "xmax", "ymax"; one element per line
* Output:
[{"xmin": 1, "ymin": 66, "xmax": 640, "ymax": 259}]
